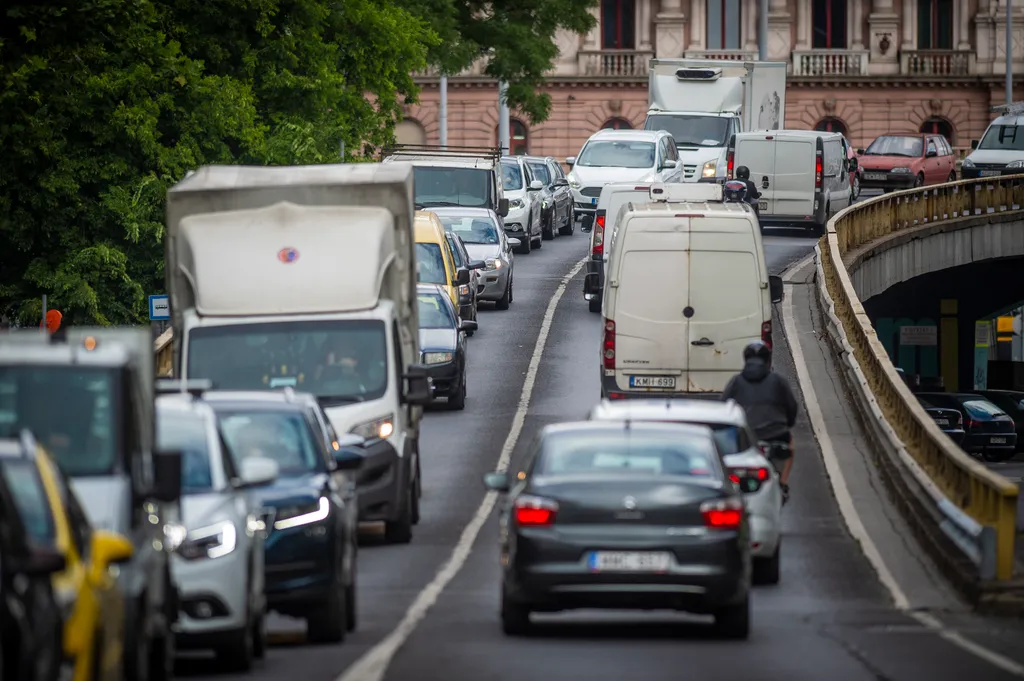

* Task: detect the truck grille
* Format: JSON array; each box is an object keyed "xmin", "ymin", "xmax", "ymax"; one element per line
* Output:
[
  {"xmin": 972, "ymin": 163, "xmax": 1007, "ymax": 171},
  {"xmin": 683, "ymin": 164, "xmax": 698, "ymax": 178},
  {"xmin": 580, "ymin": 186, "xmax": 602, "ymax": 198}
]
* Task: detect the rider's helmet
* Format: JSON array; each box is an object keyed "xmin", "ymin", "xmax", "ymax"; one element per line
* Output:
[
  {"xmin": 723, "ymin": 180, "xmax": 747, "ymax": 202},
  {"xmin": 743, "ymin": 340, "xmax": 772, "ymax": 363},
  {"xmin": 735, "ymin": 165, "xmax": 751, "ymax": 180}
]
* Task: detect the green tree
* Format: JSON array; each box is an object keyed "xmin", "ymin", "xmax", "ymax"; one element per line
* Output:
[{"xmin": 400, "ymin": 0, "xmax": 598, "ymax": 123}]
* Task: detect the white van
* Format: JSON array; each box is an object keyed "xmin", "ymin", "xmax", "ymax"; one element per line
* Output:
[
  {"xmin": 584, "ymin": 183, "xmax": 657, "ymax": 313},
  {"xmin": 600, "ymin": 184, "xmax": 784, "ymax": 398},
  {"xmin": 731, "ymin": 129, "xmax": 851, "ymax": 232}
]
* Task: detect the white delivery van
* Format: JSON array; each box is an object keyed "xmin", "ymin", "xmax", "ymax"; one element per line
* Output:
[
  {"xmin": 961, "ymin": 102, "xmax": 1024, "ymax": 179},
  {"xmin": 600, "ymin": 184, "xmax": 784, "ymax": 398},
  {"xmin": 731, "ymin": 129, "xmax": 850, "ymax": 232},
  {"xmin": 584, "ymin": 183, "xmax": 656, "ymax": 313}
]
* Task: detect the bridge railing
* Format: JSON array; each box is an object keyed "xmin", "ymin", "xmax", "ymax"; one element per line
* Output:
[{"xmin": 817, "ymin": 174, "xmax": 1024, "ymax": 583}]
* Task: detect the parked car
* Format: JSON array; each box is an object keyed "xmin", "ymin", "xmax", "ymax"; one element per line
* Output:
[
  {"xmin": 915, "ymin": 396, "xmax": 966, "ymax": 446},
  {"xmin": 977, "ymin": 389, "xmax": 1024, "ymax": 452},
  {"xmin": 442, "ymin": 230, "xmax": 484, "ymax": 329},
  {"xmin": 431, "ymin": 207, "xmax": 517, "ymax": 310},
  {"xmin": 857, "ymin": 132, "xmax": 957, "ymax": 192},
  {"xmin": 915, "ymin": 392, "xmax": 1017, "ymax": 462},
  {"xmin": 523, "ymin": 155, "xmax": 574, "ymax": 237},
  {"xmin": 416, "ymin": 283, "xmax": 474, "ymax": 409},
  {"xmin": 500, "ymin": 156, "xmax": 543, "ymax": 253}
]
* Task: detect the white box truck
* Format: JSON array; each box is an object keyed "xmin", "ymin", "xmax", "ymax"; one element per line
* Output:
[
  {"xmin": 645, "ymin": 59, "xmax": 787, "ymax": 184},
  {"xmin": 165, "ymin": 162, "xmax": 432, "ymax": 543}
]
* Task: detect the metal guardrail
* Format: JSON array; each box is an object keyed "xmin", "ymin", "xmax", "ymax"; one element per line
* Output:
[{"xmin": 817, "ymin": 173, "xmax": 1024, "ymax": 582}]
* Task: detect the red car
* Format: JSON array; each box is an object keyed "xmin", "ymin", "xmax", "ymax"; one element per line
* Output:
[{"xmin": 857, "ymin": 132, "xmax": 957, "ymax": 192}]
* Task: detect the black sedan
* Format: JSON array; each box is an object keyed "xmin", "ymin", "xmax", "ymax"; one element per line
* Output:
[
  {"xmin": 978, "ymin": 390, "xmax": 1024, "ymax": 453},
  {"xmin": 483, "ymin": 420, "xmax": 751, "ymax": 638},
  {"xmin": 916, "ymin": 396, "xmax": 966, "ymax": 446},
  {"xmin": 417, "ymin": 284, "xmax": 474, "ymax": 410},
  {"xmin": 916, "ymin": 392, "xmax": 1017, "ymax": 462}
]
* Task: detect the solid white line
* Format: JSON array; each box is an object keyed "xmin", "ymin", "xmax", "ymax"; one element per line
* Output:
[
  {"xmin": 335, "ymin": 255, "xmax": 590, "ymax": 681},
  {"xmin": 781, "ymin": 256, "xmax": 1024, "ymax": 677}
]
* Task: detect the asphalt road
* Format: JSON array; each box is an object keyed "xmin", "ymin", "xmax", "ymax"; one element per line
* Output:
[{"xmin": 178, "ymin": 215, "xmax": 1024, "ymax": 681}]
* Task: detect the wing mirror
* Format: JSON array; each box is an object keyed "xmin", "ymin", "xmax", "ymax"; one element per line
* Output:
[
  {"xmin": 926, "ymin": 149, "xmax": 938, "ymax": 158},
  {"xmin": 152, "ymin": 450, "xmax": 182, "ymax": 503},
  {"xmin": 554, "ymin": 177, "xmax": 569, "ymax": 187},
  {"xmin": 483, "ymin": 471, "xmax": 510, "ymax": 492},
  {"xmin": 459, "ymin": 319, "xmax": 478, "ymax": 333},
  {"xmin": 401, "ymin": 364, "xmax": 434, "ymax": 406},
  {"xmin": 856, "ymin": 148, "xmax": 865, "ymax": 155},
  {"xmin": 89, "ymin": 530, "xmax": 134, "ymax": 582},
  {"xmin": 507, "ymin": 237, "xmax": 521, "ymax": 248},
  {"xmin": 333, "ymin": 434, "xmax": 367, "ymax": 471},
  {"xmin": 10, "ymin": 545, "xmax": 67, "ymax": 576},
  {"xmin": 769, "ymin": 275, "xmax": 784, "ymax": 304},
  {"xmin": 971, "ymin": 139, "xmax": 979, "ymax": 150},
  {"xmin": 497, "ymin": 198, "xmax": 509, "ymax": 217},
  {"xmin": 455, "ymin": 267, "xmax": 470, "ymax": 286},
  {"xmin": 468, "ymin": 259, "xmax": 486, "ymax": 270},
  {"xmin": 237, "ymin": 457, "xmax": 279, "ymax": 488},
  {"xmin": 528, "ymin": 180, "xmax": 543, "ymax": 191},
  {"xmin": 565, "ymin": 156, "xmax": 576, "ymax": 167}
]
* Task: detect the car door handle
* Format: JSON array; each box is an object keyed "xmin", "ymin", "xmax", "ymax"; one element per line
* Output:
[{"xmin": 691, "ymin": 338, "xmax": 715, "ymax": 347}]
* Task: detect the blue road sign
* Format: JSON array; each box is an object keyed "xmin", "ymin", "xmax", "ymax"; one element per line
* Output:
[{"xmin": 149, "ymin": 295, "xmax": 170, "ymax": 321}]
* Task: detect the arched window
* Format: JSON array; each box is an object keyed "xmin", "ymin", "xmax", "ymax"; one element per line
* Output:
[
  {"xmin": 601, "ymin": 0, "xmax": 636, "ymax": 49},
  {"xmin": 395, "ymin": 119, "xmax": 426, "ymax": 145},
  {"xmin": 919, "ymin": 117, "xmax": 955, "ymax": 144},
  {"xmin": 815, "ymin": 117, "xmax": 848, "ymax": 137},
  {"xmin": 496, "ymin": 119, "xmax": 529, "ymax": 155},
  {"xmin": 707, "ymin": 0, "xmax": 742, "ymax": 51},
  {"xmin": 602, "ymin": 117, "xmax": 633, "ymax": 130},
  {"xmin": 917, "ymin": 0, "xmax": 953, "ymax": 50},
  {"xmin": 812, "ymin": 0, "xmax": 848, "ymax": 49}
]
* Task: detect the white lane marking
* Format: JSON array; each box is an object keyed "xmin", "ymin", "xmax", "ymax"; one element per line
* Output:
[
  {"xmin": 782, "ymin": 255, "xmax": 1024, "ymax": 677},
  {"xmin": 336, "ymin": 255, "xmax": 590, "ymax": 681}
]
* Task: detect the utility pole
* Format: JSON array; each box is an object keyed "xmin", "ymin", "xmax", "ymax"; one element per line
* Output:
[
  {"xmin": 1007, "ymin": 0, "xmax": 1014, "ymax": 104},
  {"xmin": 498, "ymin": 81, "xmax": 510, "ymax": 156},
  {"xmin": 439, "ymin": 74, "xmax": 448, "ymax": 148},
  {"xmin": 758, "ymin": 0, "xmax": 769, "ymax": 61}
]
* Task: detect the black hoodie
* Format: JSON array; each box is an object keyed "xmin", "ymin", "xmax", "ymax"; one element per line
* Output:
[{"xmin": 721, "ymin": 358, "xmax": 798, "ymax": 440}]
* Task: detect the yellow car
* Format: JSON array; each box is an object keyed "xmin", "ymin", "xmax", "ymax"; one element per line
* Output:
[
  {"xmin": 0, "ymin": 432, "xmax": 134, "ymax": 681},
  {"xmin": 415, "ymin": 210, "xmax": 467, "ymax": 317}
]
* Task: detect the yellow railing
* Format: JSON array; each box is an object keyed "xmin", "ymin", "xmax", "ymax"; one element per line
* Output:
[{"xmin": 819, "ymin": 174, "xmax": 1024, "ymax": 581}]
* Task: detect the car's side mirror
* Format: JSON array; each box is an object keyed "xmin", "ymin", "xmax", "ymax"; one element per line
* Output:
[
  {"xmin": 971, "ymin": 139, "xmax": 979, "ymax": 150},
  {"xmin": 848, "ymin": 157, "xmax": 858, "ymax": 170},
  {"xmin": 769, "ymin": 275, "xmax": 784, "ymax": 304},
  {"xmin": 333, "ymin": 444, "xmax": 365, "ymax": 471},
  {"xmin": 237, "ymin": 457, "xmax": 279, "ymax": 488},
  {"xmin": 555, "ymin": 178, "xmax": 569, "ymax": 187},
  {"xmin": 401, "ymin": 364, "xmax": 433, "ymax": 405},
  {"xmin": 12, "ymin": 545, "xmax": 67, "ymax": 577},
  {"xmin": 459, "ymin": 319, "xmax": 478, "ymax": 333},
  {"xmin": 528, "ymin": 180, "xmax": 543, "ymax": 191},
  {"xmin": 507, "ymin": 237, "xmax": 521, "ymax": 248},
  {"xmin": 455, "ymin": 267, "xmax": 470, "ymax": 286},
  {"xmin": 565, "ymin": 156, "xmax": 576, "ymax": 166},
  {"xmin": 497, "ymin": 198, "xmax": 509, "ymax": 217},
  {"xmin": 856, "ymin": 148, "xmax": 865, "ymax": 155},
  {"xmin": 926, "ymin": 149, "xmax": 938, "ymax": 158},
  {"xmin": 468, "ymin": 259, "xmax": 486, "ymax": 271},
  {"xmin": 152, "ymin": 450, "xmax": 182, "ymax": 503},
  {"xmin": 89, "ymin": 530, "xmax": 134, "ymax": 583},
  {"xmin": 483, "ymin": 471, "xmax": 510, "ymax": 492}
]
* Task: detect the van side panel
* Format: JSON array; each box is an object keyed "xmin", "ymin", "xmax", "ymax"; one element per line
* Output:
[
  {"xmin": 734, "ymin": 138, "xmax": 776, "ymax": 214},
  {"xmin": 772, "ymin": 139, "xmax": 815, "ymax": 218}
]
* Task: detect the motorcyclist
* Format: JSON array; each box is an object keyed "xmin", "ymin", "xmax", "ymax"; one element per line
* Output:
[
  {"xmin": 735, "ymin": 165, "xmax": 761, "ymax": 212},
  {"xmin": 721, "ymin": 341, "xmax": 798, "ymax": 501}
]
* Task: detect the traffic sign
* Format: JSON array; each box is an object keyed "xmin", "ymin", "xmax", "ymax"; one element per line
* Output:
[{"xmin": 149, "ymin": 295, "xmax": 170, "ymax": 321}]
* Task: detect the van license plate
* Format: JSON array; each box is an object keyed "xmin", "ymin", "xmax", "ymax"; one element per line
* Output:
[
  {"xmin": 758, "ymin": 200, "xmax": 768, "ymax": 211},
  {"xmin": 629, "ymin": 376, "xmax": 676, "ymax": 388},
  {"xmin": 979, "ymin": 170, "xmax": 1001, "ymax": 177},
  {"xmin": 990, "ymin": 437, "xmax": 1007, "ymax": 444},
  {"xmin": 864, "ymin": 173, "xmax": 887, "ymax": 181}
]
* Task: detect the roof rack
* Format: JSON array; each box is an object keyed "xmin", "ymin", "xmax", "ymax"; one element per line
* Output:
[
  {"xmin": 989, "ymin": 102, "xmax": 1024, "ymax": 116},
  {"xmin": 380, "ymin": 144, "xmax": 502, "ymax": 162},
  {"xmin": 156, "ymin": 378, "xmax": 214, "ymax": 397}
]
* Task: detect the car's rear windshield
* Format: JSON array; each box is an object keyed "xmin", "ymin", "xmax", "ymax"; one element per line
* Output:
[
  {"xmin": 536, "ymin": 431, "xmax": 720, "ymax": 478},
  {"xmin": 962, "ymin": 400, "xmax": 1005, "ymax": 418}
]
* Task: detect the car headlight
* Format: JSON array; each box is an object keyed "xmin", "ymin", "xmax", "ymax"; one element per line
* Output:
[
  {"xmin": 891, "ymin": 167, "xmax": 911, "ymax": 173},
  {"xmin": 423, "ymin": 351, "xmax": 454, "ymax": 364},
  {"xmin": 176, "ymin": 521, "xmax": 236, "ymax": 560},
  {"xmin": 350, "ymin": 414, "xmax": 394, "ymax": 440},
  {"xmin": 701, "ymin": 160, "xmax": 718, "ymax": 177},
  {"xmin": 1007, "ymin": 160, "xmax": 1024, "ymax": 168},
  {"xmin": 274, "ymin": 497, "xmax": 330, "ymax": 531},
  {"xmin": 163, "ymin": 522, "xmax": 188, "ymax": 552},
  {"xmin": 508, "ymin": 198, "xmax": 524, "ymax": 209},
  {"xmin": 567, "ymin": 173, "xmax": 579, "ymax": 189},
  {"xmin": 486, "ymin": 258, "xmax": 502, "ymax": 270},
  {"xmin": 961, "ymin": 157, "xmax": 975, "ymax": 168},
  {"xmin": 542, "ymin": 200, "xmax": 549, "ymax": 209}
]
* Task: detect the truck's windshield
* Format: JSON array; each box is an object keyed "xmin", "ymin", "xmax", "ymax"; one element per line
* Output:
[
  {"xmin": 0, "ymin": 366, "xmax": 119, "ymax": 477},
  {"xmin": 645, "ymin": 114, "xmax": 731, "ymax": 147},
  {"xmin": 413, "ymin": 166, "xmax": 491, "ymax": 209},
  {"xmin": 187, "ymin": 320, "xmax": 388, "ymax": 407},
  {"xmin": 978, "ymin": 124, "xmax": 1024, "ymax": 151}
]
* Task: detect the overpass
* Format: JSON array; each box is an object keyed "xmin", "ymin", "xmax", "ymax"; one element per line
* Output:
[{"xmin": 814, "ymin": 175, "xmax": 1024, "ymax": 610}]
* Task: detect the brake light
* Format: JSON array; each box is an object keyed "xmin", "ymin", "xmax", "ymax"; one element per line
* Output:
[
  {"xmin": 726, "ymin": 150, "xmax": 735, "ymax": 179},
  {"xmin": 729, "ymin": 467, "xmax": 771, "ymax": 494},
  {"xmin": 513, "ymin": 495, "xmax": 558, "ymax": 526},
  {"xmin": 603, "ymin": 319, "xmax": 615, "ymax": 370},
  {"xmin": 761, "ymin": 321, "xmax": 773, "ymax": 349},
  {"xmin": 701, "ymin": 497, "xmax": 744, "ymax": 529},
  {"xmin": 965, "ymin": 418, "xmax": 978, "ymax": 430},
  {"xmin": 815, "ymin": 151, "xmax": 823, "ymax": 189},
  {"xmin": 607, "ymin": 392, "xmax": 626, "ymax": 400},
  {"xmin": 593, "ymin": 213, "xmax": 606, "ymax": 257}
]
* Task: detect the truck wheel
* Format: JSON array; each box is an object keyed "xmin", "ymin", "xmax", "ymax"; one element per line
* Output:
[{"xmin": 384, "ymin": 485, "xmax": 413, "ymax": 544}]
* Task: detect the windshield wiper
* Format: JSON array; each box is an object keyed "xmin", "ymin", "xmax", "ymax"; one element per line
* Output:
[
  {"xmin": 419, "ymin": 201, "xmax": 464, "ymax": 207},
  {"xmin": 318, "ymin": 395, "xmax": 365, "ymax": 407}
]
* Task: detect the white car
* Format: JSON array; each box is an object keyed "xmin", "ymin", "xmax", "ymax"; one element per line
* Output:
[
  {"xmin": 156, "ymin": 390, "xmax": 280, "ymax": 671},
  {"xmin": 500, "ymin": 156, "xmax": 543, "ymax": 253},
  {"xmin": 587, "ymin": 398, "xmax": 783, "ymax": 584},
  {"xmin": 565, "ymin": 129, "xmax": 684, "ymax": 230}
]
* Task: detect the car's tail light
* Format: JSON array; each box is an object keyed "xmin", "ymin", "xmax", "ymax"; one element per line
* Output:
[
  {"xmin": 513, "ymin": 495, "xmax": 558, "ymax": 526},
  {"xmin": 761, "ymin": 321, "xmax": 773, "ymax": 349},
  {"xmin": 965, "ymin": 418, "xmax": 979, "ymax": 430},
  {"xmin": 815, "ymin": 151, "xmax": 823, "ymax": 189},
  {"xmin": 726, "ymin": 150, "xmax": 735, "ymax": 179},
  {"xmin": 701, "ymin": 497, "xmax": 744, "ymax": 530},
  {"xmin": 955, "ymin": 412, "xmax": 963, "ymax": 427},
  {"xmin": 593, "ymin": 213, "xmax": 606, "ymax": 257},
  {"xmin": 603, "ymin": 319, "xmax": 615, "ymax": 370},
  {"xmin": 607, "ymin": 391, "xmax": 626, "ymax": 400},
  {"xmin": 728, "ymin": 467, "xmax": 771, "ymax": 494}
]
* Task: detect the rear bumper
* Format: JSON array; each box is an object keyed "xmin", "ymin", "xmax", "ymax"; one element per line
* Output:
[
  {"xmin": 962, "ymin": 431, "xmax": 1017, "ymax": 453},
  {"xmin": 600, "ymin": 374, "xmax": 722, "ymax": 400}
]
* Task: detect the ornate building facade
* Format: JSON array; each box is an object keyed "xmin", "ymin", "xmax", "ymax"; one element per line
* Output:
[{"xmin": 397, "ymin": 0, "xmax": 1024, "ymax": 159}]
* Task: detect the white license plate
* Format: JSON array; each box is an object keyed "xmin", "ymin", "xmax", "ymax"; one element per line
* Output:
[
  {"xmin": 758, "ymin": 200, "xmax": 768, "ymax": 211},
  {"xmin": 864, "ymin": 173, "xmax": 887, "ymax": 181},
  {"xmin": 979, "ymin": 170, "xmax": 1001, "ymax": 177},
  {"xmin": 934, "ymin": 419, "xmax": 949, "ymax": 427},
  {"xmin": 990, "ymin": 437, "xmax": 1007, "ymax": 444},
  {"xmin": 588, "ymin": 551, "xmax": 672, "ymax": 573},
  {"xmin": 629, "ymin": 375, "xmax": 676, "ymax": 388}
]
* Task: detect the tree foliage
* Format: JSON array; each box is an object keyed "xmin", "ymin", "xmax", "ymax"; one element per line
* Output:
[{"xmin": 0, "ymin": 0, "xmax": 434, "ymax": 325}]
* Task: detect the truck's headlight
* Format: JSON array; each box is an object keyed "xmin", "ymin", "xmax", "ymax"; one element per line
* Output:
[
  {"xmin": 702, "ymin": 160, "xmax": 718, "ymax": 178},
  {"xmin": 177, "ymin": 521, "xmax": 236, "ymax": 560},
  {"xmin": 423, "ymin": 351, "xmax": 454, "ymax": 365},
  {"xmin": 961, "ymin": 157, "xmax": 975, "ymax": 168},
  {"xmin": 509, "ymin": 198, "xmax": 524, "ymax": 209},
  {"xmin": 1007, "ymin": 160, "xmax": 1024, "ymax": 168},
  {"xmin": 567, "ymin": 173, "xmax": 579, "ymax": 189},
  {"xmin": 274, "ymin": 497, "xmax": 330, "ymax": 531},
  {"xmin": 486, "ymin": 258, "xmax": 502, "ymax": 270},
  {"xmin": 350, "ymin": 414, "xmax": 394, "ymax": 440}
]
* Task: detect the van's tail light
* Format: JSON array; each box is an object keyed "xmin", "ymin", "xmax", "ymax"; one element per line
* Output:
[
  {"xmin": 701, "ymin": 497, "xmax": 744, "ymax": 530},
  {"xmin": 729, "ymin": 467, "xmax": 771, "ymax": 494},
  {"xmin": 761, "ymin": 321, "xmax": 773, "ymax": 349},
  {"xmin": 592, "ymin": 213, "xmax": 606, "ymax": 257},
  {"xmin": 514, "ymin": 495, "xmax": 558, "ymax": 526},
  {"xmin": 815, "ymin": 151, "xmax": 823, "ymax": 189},
  {"xmin": 602, "ymin": 319, "xmax": 616, "ymax": 370},
  {"xmin": 726, "ymin": 150, "xmax": 735, "ymax": 179}
]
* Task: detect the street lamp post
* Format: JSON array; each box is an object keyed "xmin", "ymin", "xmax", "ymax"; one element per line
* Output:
[{"xmin": 498, "ymin": 81, "xmax": 510, "ymax": 155}]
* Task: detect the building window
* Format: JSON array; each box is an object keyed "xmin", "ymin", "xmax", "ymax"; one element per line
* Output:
[
  {"xmin": 497, "ymin": 119, "xmax": 529, "ymax": 155},
  {"xmin": 601, "ymin": 0, "xmax": 636, "ymax": 49},
  {"xmin": 920, "ymin": 117, "xmax": 954, "ymax": 144},
  {"xmin": 812, "ymin": 0, "xmax": 848, "ymax": 49},
  {"xmin": 706, "ymin": 0, "xmax": 742, "ymax": 50},
  {"xmin": 602, "ymin": 117, "xmax": 633, "ymax": 130},
  {"xmin": 815, "ymin": 117, "xmax": 848, "ymax": 136},
  {"xmin": 917, "ymin": 0, "xmax": 953, "ymax": 50}
]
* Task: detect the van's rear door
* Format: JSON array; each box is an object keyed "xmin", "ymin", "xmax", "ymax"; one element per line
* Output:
[
  {"xmin": 735, "ymin": 136, "xmax": 776, "ymax": 215},
  {"xmin": 611, "ymin": 216, "xmax": 690, "ymax": 393},
  {"xmin": 686, "ymin": 217, "xmax": 765, "ymax": 392},
  {"xmin": 773, "ymin": 137, "xmax": 816, "ymax": 218}
]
